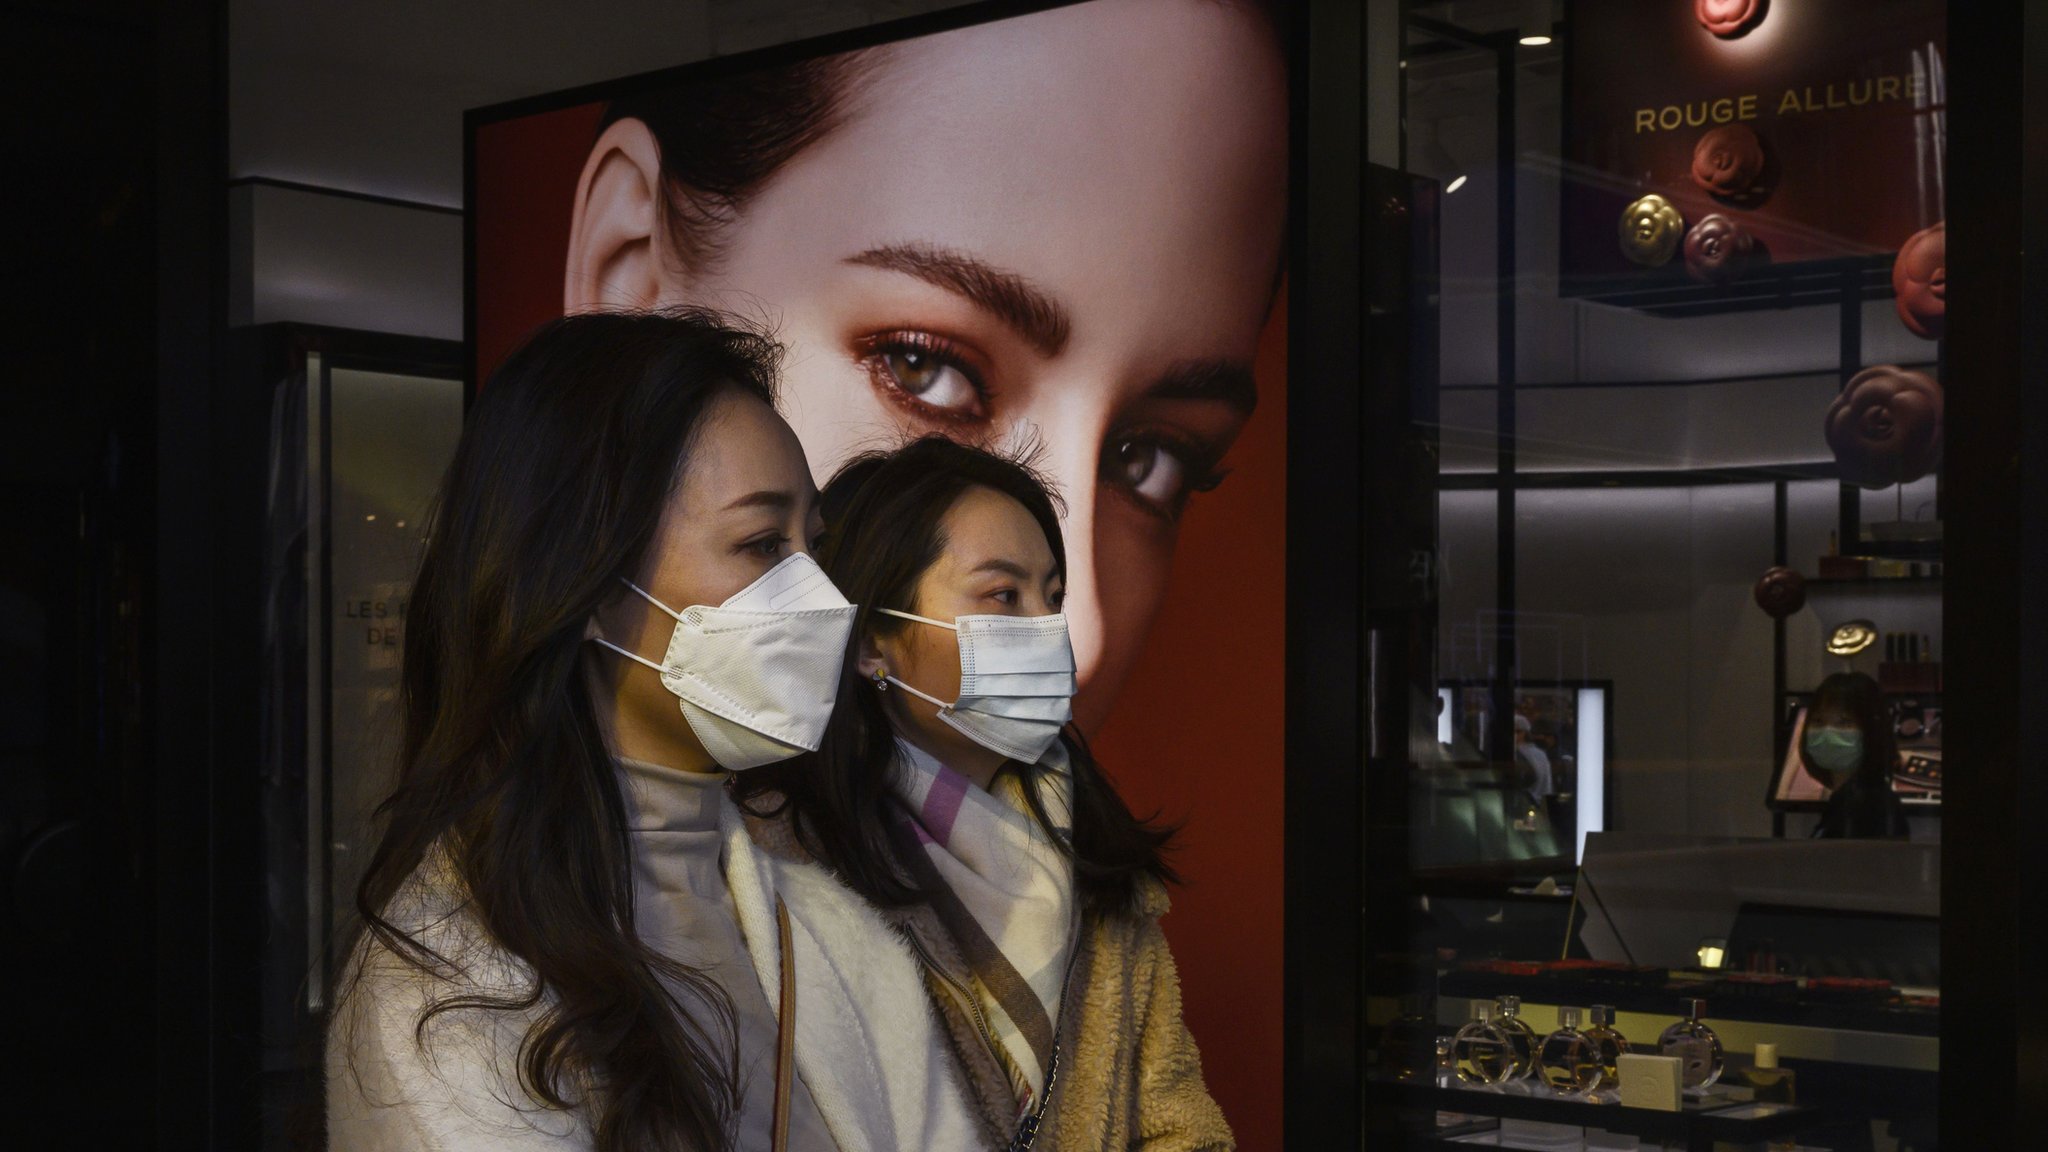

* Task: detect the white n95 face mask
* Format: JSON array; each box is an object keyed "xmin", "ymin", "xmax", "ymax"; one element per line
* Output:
[
  {"xmin": 592, "ymin": 552, "xmax": 857, "ymax": 770},
  {"xmin": 875, "ymin": 608, "xmax": 1075, "ymax": 764}
]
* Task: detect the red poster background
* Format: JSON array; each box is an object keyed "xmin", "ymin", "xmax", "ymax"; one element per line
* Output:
[{"xmin": 473, "ymin": 96, "xmax": 1288, "ymax": 1148}]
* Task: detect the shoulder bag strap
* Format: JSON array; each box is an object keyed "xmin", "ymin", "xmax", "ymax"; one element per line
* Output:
[{"xmin": 772, "ymin": 895, "xmax": 796, "ymax": 1152}]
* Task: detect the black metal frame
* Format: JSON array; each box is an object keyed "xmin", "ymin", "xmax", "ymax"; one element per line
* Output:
[
  {"xmin": 1940, "ymin": 2, "xmax": 2045, "ymax": 1144},
  {"xmin": 155, "ymin": 1, "xmax": 241, "ymax": 1147},
  {"xmin": 1285, "ymin": 1, "xmax": 1369, "ymax": 1144}
]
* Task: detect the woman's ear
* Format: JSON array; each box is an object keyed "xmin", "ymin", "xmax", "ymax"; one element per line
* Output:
[
  {"xmin": 564, "ymin": 118, "xmax": 667, "ymax": 313},
  {"xmin": 855, "ymin": 628, "xmax": 890, "ymax": 683}
]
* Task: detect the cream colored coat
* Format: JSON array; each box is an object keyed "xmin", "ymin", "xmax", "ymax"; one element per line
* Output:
[{"xmin": 326, "ymin": 793, "xmax": 987, "ymax": 1152}]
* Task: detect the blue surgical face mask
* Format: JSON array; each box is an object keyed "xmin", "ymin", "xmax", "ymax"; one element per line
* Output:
[{"xmin": 1804, "ymin": 726, "xmax": 1864, "ymax": 778}]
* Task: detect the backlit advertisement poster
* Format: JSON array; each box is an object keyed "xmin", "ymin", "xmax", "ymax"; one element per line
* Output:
[
  {"xmin": 467, "ymin": 0, "xmax": 1290, "ymax": 1139},
  {"xmin": 1562, "ymin": 0, "xmax": 1946, "ymax": 299}
]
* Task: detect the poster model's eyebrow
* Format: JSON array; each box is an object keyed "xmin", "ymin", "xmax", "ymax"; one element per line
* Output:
[
  {"xmin": 1146, "ymin": 358, "xmax": 1259, "ymax": 418},
  {"xmin": 845, "ymin": 243, "xmax": 1072, "ymax": 356}
]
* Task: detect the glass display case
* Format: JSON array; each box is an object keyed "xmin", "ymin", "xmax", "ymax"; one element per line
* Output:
[
  {"xmin": 245, "ymin": 324, "xmax": 462, "ymax": 1150},
  {"xmin": 1336, "ymin": 1, "xmax": 1972, "ymax": 1147}
]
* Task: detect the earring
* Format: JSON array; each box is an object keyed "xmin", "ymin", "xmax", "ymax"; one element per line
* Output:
[{"xmin": 872, "ymin": 668, "xmax": 889, "ymax": 691}]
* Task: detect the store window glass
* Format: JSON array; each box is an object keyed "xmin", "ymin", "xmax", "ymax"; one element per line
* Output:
[{"xmin": 1369, "ymin": 2, "xmax": 1944, "ymax": 1147}]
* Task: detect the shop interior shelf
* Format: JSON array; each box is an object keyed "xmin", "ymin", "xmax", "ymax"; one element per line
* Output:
[
  {"xmin": 1802, "ymin": 575, "xmax": 1941, "ymax": 589},
  {"xmin": 1367, "ymin": 1080, "xmax": 1825, "ymax": 1149}
]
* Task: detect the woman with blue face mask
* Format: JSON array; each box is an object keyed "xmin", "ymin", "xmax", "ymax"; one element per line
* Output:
[
  {"xmin": 328, "ymin": 312, "xmax": 981, "ymax": 1152},
  {"xmin": 1801, "ymin": 672, "xmax": 1910, "ymax": 841},
  {"xmin": 732, "ymin": 437, "xmax": 1232, "ymax": 1151}
]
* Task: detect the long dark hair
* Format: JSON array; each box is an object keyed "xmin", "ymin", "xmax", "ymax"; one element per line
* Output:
[
  {"xmin": 1803, "ymin": 671, "xmax": 1899, "ymax": 786},
  {"xmin": 1803, "ymin": 671, "xmax": 1908, "ymax": 839},
  {"xmin": 341, "ymin": 309, "xmax": 782, "ymax": 1152},
  {"xmin": 733, "ymin": 436, "xmax": 1178, "ymax": 916}
]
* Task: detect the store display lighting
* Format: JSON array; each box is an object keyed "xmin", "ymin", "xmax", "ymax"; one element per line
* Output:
[
  {"xmin": 1446, "ymin": 175, "xmax": 1468, "ymax": 194},
  {"xmin": 1827, "ymin": 619, "xmax": 1880, "ymax": 657},
  {"xmin": 1519, "ymin": 0, "xmax": 1553, "ymax": 45}
]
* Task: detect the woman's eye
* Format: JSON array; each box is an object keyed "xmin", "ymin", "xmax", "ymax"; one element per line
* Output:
[
  {"xmin": 859, "ymin": 332, "xmax": 989, "ymax": 422},
  {"xmin": 747, "ymin": 535, "xmax": 789, "ymax": 558}
]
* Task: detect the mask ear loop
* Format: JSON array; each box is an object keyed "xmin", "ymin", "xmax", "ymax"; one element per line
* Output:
[
  {"xmin": 871, "ymin": 607, "xmax": 960, "ymax": 714},
  {"xmin": 591, "ymin": 636, "xmax": 668, "ymax": 676},
  {"xmin": 620, "ymin": 577, "xmax": 689, "ymax": 623},
  {"xmin": 875, "ymin": 607, "xmax": 957, "ymax": 631},
  {"xmin": 883, "ymin": 673, "xmax": 953, "ymax": 713},
  {"xmin": 587, "ymin": 577, "xmax": 687, "ymax": 674}
]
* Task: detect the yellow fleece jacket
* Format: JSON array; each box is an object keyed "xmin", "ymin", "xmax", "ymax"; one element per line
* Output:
[{"xmin": 1035, "ymin": 880, "xmax": 1235, "ymax": 1152}]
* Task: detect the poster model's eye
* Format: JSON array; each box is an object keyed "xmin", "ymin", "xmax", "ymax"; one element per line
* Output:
[
  {"xmin": 1104, "ymin": 434, "xmax": 1226, "ymax": 521},
  {"xmin": 858, "ymin": 331, "xmax": 989, "ymax": 422}
]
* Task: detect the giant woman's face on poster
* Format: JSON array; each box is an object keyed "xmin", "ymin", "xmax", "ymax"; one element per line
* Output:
[{"xmin": 561, "ymin": 0, "xmax": 1287, "ymax": 730}]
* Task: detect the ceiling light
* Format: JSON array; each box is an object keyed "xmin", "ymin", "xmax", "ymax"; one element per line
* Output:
[
  {"xmin": 1519, "ymin": 33, "xmax": 1553, "ymax": 46},
  {"xmin": 1520, "ymin": 0, "xmax": 1554, "ymax": 46},
  {"xmin": 1446, "ymin": 175, "xmax": 1468, "ymax": 194}
]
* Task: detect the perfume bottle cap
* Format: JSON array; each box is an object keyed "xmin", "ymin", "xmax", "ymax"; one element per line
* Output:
[
  {"xmin": 1686, "ymin": 997, "xmax": 1708, "ymax": 1019},
  {"xmin": 1469, "ymin": 1001, "xmax": 1497, "ymax": 1022},
  {"xmin": 1496, "ymin": 994, "xmax": 1522, "ymax": 1015},
  {"xmin": 1754, "ymin": 1042, "xmax": 1778, "ymax": 1069},
  {"xmin": 1589, "ymin": 1004, "xmax": 1615, "ymax": 1026},
  {"xmin": 1558, "ymin": 1006, "xmax": 1583, "ymax": 1029}
]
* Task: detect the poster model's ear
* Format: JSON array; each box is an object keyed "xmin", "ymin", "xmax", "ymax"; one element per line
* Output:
[{"xmin": 564, "ymin": 118, "xmax": 666, "ymax": 313}]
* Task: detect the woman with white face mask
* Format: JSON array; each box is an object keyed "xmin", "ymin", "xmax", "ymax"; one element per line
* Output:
[
  {"xmin": 733, "ymin": 438, "xmax": 1233, "ymax": 1151},
  {"xmin": 328, "ymin": 312, "xmax": 981, "ymax": 1152}
]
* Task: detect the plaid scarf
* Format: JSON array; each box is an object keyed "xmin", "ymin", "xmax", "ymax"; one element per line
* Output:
[{"xmin": 889, "ymin": 738, "xmax": 1077, "ymax": 1114}]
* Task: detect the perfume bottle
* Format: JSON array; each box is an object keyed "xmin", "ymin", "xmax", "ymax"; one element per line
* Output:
[
  {"xmin": 1452, "ymin": 1002, "xmax": 1514, "ymax": 1087},
  {"xmin": 1739, "ymin": 1042, "xmax": 1797, "ymax": 1103},
  {"xmin": 1376, "ymin": 994, "xmax": 1439, "ymax": 1083},
  {"xmin": 1538, "ymin": 1007, "xmax": 1604, "ymax": 1096},
  {"xmin": 1493, "ymin": 995, "xmax": 1542, "ymax": 1081},
  {"xmin": 1657, "ymin": 998, "xmax": 1725, "ymax": 1091},
  {"xmin": 1583, "ymin": 1005, "xmax": 1631, "ymax": 1090},
  {"xmin": 1435, "ymin": 1035, "xmax": 1456, "ymax": 1089}
]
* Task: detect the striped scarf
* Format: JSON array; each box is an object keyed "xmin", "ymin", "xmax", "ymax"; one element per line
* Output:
[{"xmin": 889, "ymin": 738, "xmax": 1077, "ymax": 1115}]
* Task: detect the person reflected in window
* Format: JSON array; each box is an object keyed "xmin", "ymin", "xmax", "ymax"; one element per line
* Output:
[
  {"xmin": 1512, "ymin": 713, "xmax": 1553, "ymax": 801},
  {"xmin": 1802, "ymin": 672, "xmax": 1910, "ymax": 840}
]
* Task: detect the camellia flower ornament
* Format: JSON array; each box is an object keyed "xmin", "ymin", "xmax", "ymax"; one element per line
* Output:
[
  {"xmin": 1619, "ymin": 194, "xmax": 1686, "ymax": 267},
  {"xmin": 1753, "ymin": 566, "xmax": 1807, "ymax": 619},
  {"xmin": 1892, "ymin": 222, "xmax": 1946, "ymax": 339},
  {"xmin": 1696, "ymin": 0, "xmax": 1767, "ymax": 38},
  {"xmin": 1824, "ymin": 365, "xmax": 1945, "ymax": 489},
  {"xmin": 1691, "ymin": 124, "xmax": 1766, "ymax": 198},
  {"xmin": 1683, "ymin": 214, "xmax": 1756, "ymax": 283}
]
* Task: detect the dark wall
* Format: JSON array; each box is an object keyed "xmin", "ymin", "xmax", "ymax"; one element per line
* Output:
[
  {"xmin": 1, "ymin": 2, "xmax": 242, "ymax": 1148},
  {"xmin": 1, "ymin": 3, "xmax": 162, "ymax": 1147}
]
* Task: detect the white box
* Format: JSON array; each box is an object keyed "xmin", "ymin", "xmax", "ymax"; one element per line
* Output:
[{"xmin": 1616, "ymin": 1053, "xmax": 1683, "ymax": 1112}]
